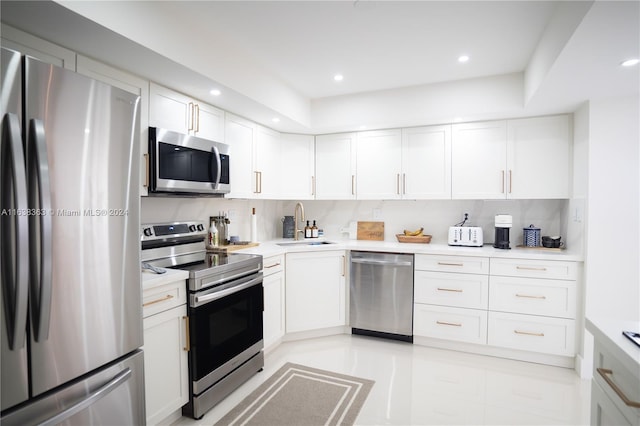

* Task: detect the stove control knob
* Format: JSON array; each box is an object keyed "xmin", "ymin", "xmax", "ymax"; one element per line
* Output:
[
  {"xmin": 143, "ymin": 227, "xmax": 153, "ymax": 237},
  {"xmin": 189, "ymin": 224, "xmax": 197, "ymax": 232},
  {"xmin": 197, "ymin": 224, "xmax": 205, "ymax": 232}
]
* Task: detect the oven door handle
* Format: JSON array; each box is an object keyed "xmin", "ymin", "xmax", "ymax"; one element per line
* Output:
[{"xmin": 194, "ymin": 275, "xmax": 262, "ymax": 306}]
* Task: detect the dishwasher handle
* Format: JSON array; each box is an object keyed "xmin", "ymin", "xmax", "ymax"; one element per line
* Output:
[{"xmin": 351, "ymin": 258, "xmax": 413, "ymax": 267}]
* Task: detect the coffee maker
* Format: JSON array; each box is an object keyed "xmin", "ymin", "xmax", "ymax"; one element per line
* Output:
[{"xmin": 493, "ymin": 214, "xmax": 512, "ymax": 249}]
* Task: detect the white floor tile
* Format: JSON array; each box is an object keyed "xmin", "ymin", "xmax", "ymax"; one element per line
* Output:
[{"xmin": 173, "ymin": 334, "xmax": 591, "ymax": 425}]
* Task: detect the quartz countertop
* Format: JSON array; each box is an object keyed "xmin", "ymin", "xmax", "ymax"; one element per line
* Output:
[
  {"xmin": 141, "ymin": 267, "xmax": 189, "ymax": 290},
  {"xmin": 586, "ymin": 316, "xmax": 640, "ymax": 374}
]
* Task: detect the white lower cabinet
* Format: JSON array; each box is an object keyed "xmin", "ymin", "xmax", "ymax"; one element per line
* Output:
[
  {"xmin": 414, "ymin": 304, "xmax": 488, "ymax": 344},
  {"xmin": 285, "ymin": 250, "xmax": 347, "ymax": 333},
  {"xmin": 262, "ymin": 254, "xmax": 285, "ymax": 349},
  {"xmin": 142, "ymin": 280, "xmax": 189, "ymax": 426}
]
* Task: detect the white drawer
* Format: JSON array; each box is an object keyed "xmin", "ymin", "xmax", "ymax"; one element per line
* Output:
[
  {"xmin": 142, "ymin": 280, "xmax": 187, "ymax": 318},
  {"xmin": 488, "ymin": 312, "xmax": 575, "ymax": 356},
  {"xmin": 415, "ymin": 271, "xmax": 488, "ymax": 309},
  {"xmin": 593, "ymin": 340, "xmax": 640, "ymax": 425},
  {"xmin": 489, "ymin": 276, "xmax": 576, "ymax": 319},
  {"xmin": 414, "ymin": 304, "xmax": 487, "ymax": 344},
  {"xmin": 263, "ymin": 254, "xmax": 284, "ymax": 277},
  {"xmin": 490, "ymin": 258, "xmax": 578, "ymax": 280},
  {"xmin": 415, "ymin": 254, "xmax": 489, "ymax": 275}
]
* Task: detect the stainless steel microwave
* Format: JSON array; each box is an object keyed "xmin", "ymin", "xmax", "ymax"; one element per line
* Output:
[{"xmin": 149, "ymin": 127, "xmax": 230, "ymax": 196}]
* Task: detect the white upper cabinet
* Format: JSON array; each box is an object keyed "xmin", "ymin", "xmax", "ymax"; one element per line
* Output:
[
  {"xmin": 254, "ymin": 125, "xmax": 281, "ymax": 199},
  {"xmin": 225, "ymin": 114, "xmax": 256, "ymax": 199},
  {"xmin": 149, "ymin": 83, "xmax": 224, "ymax": 142},
  {"xmin": 506, "ymin": 115, "xmax": 570, "ymax": 199},
  {"xmin": 452, "ymin": 120, "xmax": 508, "ymax": 199},
  {"xmin": 401, "ymin": 125, "xmax": 452, "ymax": 199},
  {"xmin": 315, "ymin": 133, "xmax": 357, "ymax": 200},
  {"xmin": 356, "ymin": 129, "xmax": 403, "ymax": 200},
  {"xmin": 280, "ymin": 134, "xmax": 315, "ymax": 200}
]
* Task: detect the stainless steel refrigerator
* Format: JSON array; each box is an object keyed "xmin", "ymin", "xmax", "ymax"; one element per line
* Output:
[{"xmin": 1, "ymin": 47, "xmax": 145, "ymax": 425}]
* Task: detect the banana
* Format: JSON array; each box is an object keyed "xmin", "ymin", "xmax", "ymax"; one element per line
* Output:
[{"xmin": 403, "ymin": 227, "xmax": 424, "ymax": 237}]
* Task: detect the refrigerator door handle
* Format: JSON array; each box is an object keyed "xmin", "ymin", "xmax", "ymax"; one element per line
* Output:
[
  {"xmin": 1, "ymin": 113, "xmax": 29, "ymax": 351},
  {"xmin": 211, "ymin": 145, "xmax": 221, "ymax": 189},
  {"xmin": 27, "ymin": 119, "xmax": 53, "ymax": 341},
  {"xmin": 38, "ymin": 367, "xmax": 132, "ymax": 426}
]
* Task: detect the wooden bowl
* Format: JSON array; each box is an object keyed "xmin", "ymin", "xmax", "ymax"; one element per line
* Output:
[{"xmin": 396, "ymin": 234, "xmax": 432, "ymax": 243}]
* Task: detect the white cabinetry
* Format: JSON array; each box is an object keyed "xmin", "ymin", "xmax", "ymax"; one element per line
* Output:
[
  {"xmin": 401, "ymin": 125, "xmax": 452, "ymax": 199},
  {"xmin": 76, "ymin": 55, "xmax": 150, "ymax": 196},
  {"xmin": 285, "ymin": 250, "xmax": 347, "ymax": 333},
  {"xmin": 225, "ymin": 114, "xmax": 256, "ymax": 199},
  {"xmin": 452, "ymin": 115, "xmax": 570, "ymax": 200},
  {"xmin": 149, "ymin": 83, "xmax": 224, "ymax": 142},
  {"xmin": 254, "ymin": 125, "xmax": 281, "ymax": 198},
  {"xmin": 142, "ymin": 279, "xmax": 189, "ymax": 426},
  {"xmin": 280, "ymin": 134, "xmax": 315, "ymax": 200},
  {"xmin": 262, "ymin": 254, "xmax": 285, "ymax": 350},
  {"xmin": 315, "ymin": 133, "xmax": 357, "ymax": 200},
  {"xmin": 356, "ymin": 129, "xmax": 403, "ymax": 199},
  {"xmin": 1, "ymin": 24, "xmax": 76, "ymax": 70}
]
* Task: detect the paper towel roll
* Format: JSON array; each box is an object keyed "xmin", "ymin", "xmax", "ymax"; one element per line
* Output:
[{"xmin": 250, "ymin": 207, "xmax": 257, "ymax": 242}]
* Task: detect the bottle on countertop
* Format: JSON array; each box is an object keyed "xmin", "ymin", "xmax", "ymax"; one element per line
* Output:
[
  {"xmin": 304, "ymin": 220, "xmax": 312, "ymax": 238},
  {"xmin": 207, "ymin": 221, "xmax": 219, "ymax": 248},
  {"xmin": 311, "ymin": 220, "xmax": 319, "ymax": 238}
]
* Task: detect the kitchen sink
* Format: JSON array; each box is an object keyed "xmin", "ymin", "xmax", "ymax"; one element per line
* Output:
[{"xmin": 276, "ymin": 240, "xmax": 336, "ymax": 247}]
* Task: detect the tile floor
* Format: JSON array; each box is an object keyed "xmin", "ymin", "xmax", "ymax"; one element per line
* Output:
[{"xmin": 173, "ymin": 334, "xmax": 591, "ymax": 425}]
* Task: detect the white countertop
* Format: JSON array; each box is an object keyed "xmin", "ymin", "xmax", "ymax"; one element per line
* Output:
[
  {"xmin": 141, "ymin": 268, "xmax": 189, "ymax": 290},
  {"xmin": 234, "ymin": 238, "xmax": 584, "ymax": 261},
  {"xmin": 586, "ymin": 316, "xmax": 640, "ymax": 374}
]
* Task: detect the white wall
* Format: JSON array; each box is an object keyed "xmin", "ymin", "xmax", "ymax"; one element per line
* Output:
[{"xmin": 584, "ymin": 95, "xmax": 640, "ymax": 321}]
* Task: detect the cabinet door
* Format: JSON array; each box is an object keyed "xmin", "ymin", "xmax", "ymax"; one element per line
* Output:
[
  {"xmin": 254, "ymin": 125, "xmax": 281, "ymax": 198},
  {"xmin": 1, "ymin": 24, "xmax": 76, "ymax": 70},
  {"xmin": 280, "ymin": 134, "xmax": 315, "ymax": 200},
  {"xmin": 507, "ymin": 115, "xmax": 570, "ymax": 199},
  {"xmin": 401, "ymin": 125, "xmax": 451, "ymax": 199},
  {"xmin": 263, "ymin": 270, "xmax": 285, "ymax": 349},
  {"xmin": 356, "ymin": 129, "xmax": 402, "ymax": 200},
  {"xmin": 285, "ymin": 251, "xmax": 347, "ymax": 333},
  {"xmin": 315, "ymin": 133, "xmax": 357, "ymax": 200},
  {"xmin": 76, "ymin": 55, "xmax": 150, "ymax": 196},
  {"xmin": 194, "ymin": 102, "xmax": 225, "ymax": 142},
  {"xmin": 143, "ymin": 305, "xmax": 189, "ymax": 426},
  {"xmin": 225, "ymin": 114, "xmax": 256, "ymax": 198},
  {"xmin": 149, "ymin": 83, "xmax": 191, "ymax": 134},
  {"xmin": 452, "ymin": 121, "xmax": 507, "ymax": 199}
]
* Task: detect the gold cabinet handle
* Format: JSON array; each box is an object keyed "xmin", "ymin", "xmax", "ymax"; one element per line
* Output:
[
  {"xmin": 597, "ymin": 368, "xmax": 640, "ymax": 408},
  {"xmin": 501, "ymin": 170, "xmax": 505, "ymax": 193},
  {"xmin": 403, "ymin": 173, "xmax": 406, "ymax": 195},
  {"xmin": 437, "ymin": 262, "xmax": 464, "ymax": 267},
  {"xmin": 437, "ymin": 287, "xmax": 463, "ymax": 293},
  {"xmin": 194, "ymin": 104, "xmax": 200, "ymax": 132},
  {"xmin": 265, "ymin": 262, "xmax": 281, "ymax": 269},
  {"xmin": 188, "ymin": 102, "xmax": 194, "ymax": 131},
  {"xmin": 254, "ymin": 171, "xmax": 262, "ymax": 194},
  {"xmin": 351, "ymin": 175, "xmax": 355, "ymax": 196},
  {"xmin": 396, "ymin": 173, "xmax": 400, "ymax": 195},
  {"xmin": 436, "ymin": 321, "xmax": 462, "ymax": 327},
  {"xmin": 143, "ymin": 153, "xmax": 149, "ymax": 188},
  {"xmin": 515, "ymin": 293, "xmax": 546, "ymax": 299},
  {"xmin": 508, "ymin": 169, "xmax": 512, "ymax": 194},
  {"xmin": 516, "ymin": 266, "xmax": 547, "ymax": 271},
  {"xmin": 311, "ymin": 175, "xmax": 315, "ymax": 196},
  {"xmin": 514, "ymin": 330, "xmax": 544, "ymax": 337},
  {"xmin": 183, "ymin": 316, "xmax": 190, "ymax": 351},
  {"xmin": 142, "ymin": 294, "xmax": 174, "ymax": 307}
]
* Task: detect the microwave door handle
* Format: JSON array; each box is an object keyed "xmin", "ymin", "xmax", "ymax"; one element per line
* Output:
[
  {"xmin": 1, "ymin": 113, "xmax": 29, "ymax": 350},
  {"xmin": 28, "ymin": 119, "xmax": 53, "ymax": 342},
  {"xmin": 211, "ymin": 145, "xmax": 221, "ymax": 189}
]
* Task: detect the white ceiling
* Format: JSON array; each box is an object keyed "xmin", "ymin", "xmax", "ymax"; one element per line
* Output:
[{"xmin": 1, "ymin": 1, "xmax": 639, "ymax": 133}]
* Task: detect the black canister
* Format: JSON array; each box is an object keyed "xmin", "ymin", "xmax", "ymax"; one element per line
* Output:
[{"xmin": 282, "ymin": 216, "xmax": 295, "ymax": 238}]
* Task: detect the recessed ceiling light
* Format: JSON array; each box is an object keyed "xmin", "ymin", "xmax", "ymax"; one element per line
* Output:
[
  {"xmin": 210, "ymin": 89, "xmax": 221, "ymax": 96},
  {"xmin": 334, "ymin": 74, "xmax": 344, "ymax": 82},
  {"xmin": 272, "ymin": 117, "xmax": 280, "ymax": 123},
  {"xmin": 621, "ymin": 58, "xmax": 639, "ymax": 67},
  {"xmin": 458, "ymin": 55, "xmax": 470, "ymax": 63}
]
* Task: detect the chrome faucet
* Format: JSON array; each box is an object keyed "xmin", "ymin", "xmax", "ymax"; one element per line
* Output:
[{"xmin": 294, "ymin": 202, "xmax": 305, "ymax": 240}]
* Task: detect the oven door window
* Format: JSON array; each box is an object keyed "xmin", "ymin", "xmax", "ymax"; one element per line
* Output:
[
  {"xmin": 190, "ymin": 283, "xmax": 263, "ymax": 382},
  {"xmin": 158, "ymin": 142, "xmax": 216, "ymax": 183}
]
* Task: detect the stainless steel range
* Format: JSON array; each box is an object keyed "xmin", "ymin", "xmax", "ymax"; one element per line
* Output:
[{"xmin": 140, "ymin": 221, "xmax": 264, "ymax": 420}]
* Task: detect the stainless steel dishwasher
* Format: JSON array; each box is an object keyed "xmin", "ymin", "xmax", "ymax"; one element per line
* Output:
[{"xmin": 350, "ymin": 251, "xmax": 414, "ymax": 342}]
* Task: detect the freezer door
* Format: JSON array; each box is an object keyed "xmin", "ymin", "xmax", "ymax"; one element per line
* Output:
[
  {"xmin": 24, "ymin": 57, "xmax": 143, "ymax": 397},
  {"xmin": 1, "ymin": 47, "xmax": 30, "ymax": 411},
  {"xmin": 1, "ymin": 349, "xmax": 146, "ymax": 426}
]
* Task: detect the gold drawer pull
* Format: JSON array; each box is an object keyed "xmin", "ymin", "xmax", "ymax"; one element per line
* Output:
[
  {"xmin": 437, "ymin": 287, "xmax": 463, "ymax": 293},
  {"xmin": 143, "ymin": 294, "xmax": 174, "ymax": 307},
  {"xmin": 436, "ymin": 321, "xmax": 462, "ymax": 327},
  {"xmin": 438, "ymin": 262, "xmax": 464, "ymax": 267},
  {"xmin": 516, "ymin": 266, "xmax": 547, "ymax": 271},
  {"xmin": 597, "ymin": 368, "xmax": 640, "ymax": 408},
  {"xmin": 265, "ymin": 262, "xmax": 281, "ymax": 269},
  {"xmin": 515, "ymin": 293, "xmax": 546, "ymax": 300},
  {"xmin": 183, "ymin": 316, "xmax": 190, "ymax": 352},
  {"xmin": 514, "ymin": 330, "xmax": 544, "ymax": 337}
]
